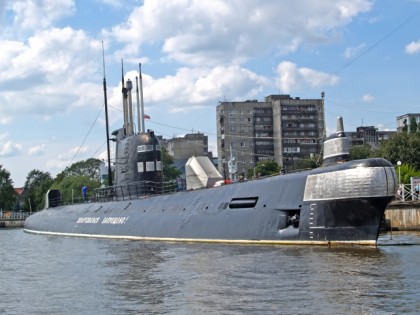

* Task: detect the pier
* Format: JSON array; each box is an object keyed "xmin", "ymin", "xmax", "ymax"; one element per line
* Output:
[
  {"xmin": 0, "ymin": 212, "xmax": 32, "ymax": 228},
  {"xmin": 385, "ymin": 201, "xmax": 420, "ymax": 231},
  {"xmin": 384, "ymin": 183, "xmax": 420, "ymax": 231}
]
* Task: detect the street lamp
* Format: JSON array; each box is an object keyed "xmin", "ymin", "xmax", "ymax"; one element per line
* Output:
[{"xmin": 397, "ymin": 161, "xmax": 402, "ymax": 186}]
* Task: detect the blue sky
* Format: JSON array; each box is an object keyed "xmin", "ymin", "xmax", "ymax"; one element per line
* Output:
[{"xmin": 1, "ymin": 0, "xmax": 420, "ymax": 186}]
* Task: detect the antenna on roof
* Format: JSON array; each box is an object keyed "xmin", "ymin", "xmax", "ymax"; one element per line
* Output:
[
  {"xmin": 139, "ymin": 63, "xmax": 145, "ymax": 133},
  {"xmin": 102, "ymin": 41, "xmax": 113, "ymax": 186}
]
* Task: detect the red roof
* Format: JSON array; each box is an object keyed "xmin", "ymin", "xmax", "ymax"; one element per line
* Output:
[{"xmin": 14, "ymin": 187, "xmax": 24, "ymax": 195}]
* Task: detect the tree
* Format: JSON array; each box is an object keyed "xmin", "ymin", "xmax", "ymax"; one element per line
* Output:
[
  {"xmin": 249, "ymin": 160, "xmax": 280, "ymax": 178},
  {"xmin": 402, "ymin": 118, "xmax": 408, "ymax": 133},
  {"xmin": 349, "ymin": 144, "xmax": 373, "ymax": 160},
  {"xmin": 55, "ymin": 158, "xmax": 104, "ymax": 183},
  {"xmin": 0, "ymin": 165, "xmax": 17, "ymax": 210},
  {"xmin": 375, "ymin": 132, "xmax": 420, "ymax": 171},
  {"xmin": 294, "ymin": 155, "xmax": 320, "ymax": 170},
  {"xmin": 161, "ymin": 147, "xmax": 181, "ymax": 181},
  {"xmin": 24, "ymin": 170, "xmax": 53, "ymax": 211},
  {"xmin": 410, "ymin": 117, "xmax": 418, "ymax": 133},
  {"xmin": 395, "ymin": 163, "xmax": 420, "ymax": 185},
  {"xmin": 51, "ymin": 175, "xmax": 101, "ymax": 204}
]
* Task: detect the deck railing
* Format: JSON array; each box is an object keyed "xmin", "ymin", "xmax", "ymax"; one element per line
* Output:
[{"xmin": 47, "ymin": 180, "xmax": 184, "ymax": 207}]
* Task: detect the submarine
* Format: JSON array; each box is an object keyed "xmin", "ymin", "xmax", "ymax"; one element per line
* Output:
[{"xmin": 24, "ymin": 65, "xmax": 397, "ymax": 246}]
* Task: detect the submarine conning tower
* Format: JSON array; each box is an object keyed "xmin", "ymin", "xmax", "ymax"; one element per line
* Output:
[
  {"xmin": 322, "ymin": 116, "xmax": 350, "ymax": 166},
  {"xmin": 111, "ymin": 61, "xmax": 162, "ymax": 194}
]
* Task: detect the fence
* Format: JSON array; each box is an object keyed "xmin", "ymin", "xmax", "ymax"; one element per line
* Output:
[
  {"xmin": 395, "ymin": 184, "xmax": 419, "ymax": 201},
  {"xmin": 0, "ymin": 211, "xmax": 33, "ymax": 220}
]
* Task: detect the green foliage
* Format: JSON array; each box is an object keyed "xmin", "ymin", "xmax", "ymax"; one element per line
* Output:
[
  {"xmin": 349, "ymin": 144, "xmax": 373, "ymax": 160},
  {"xmin": 161, "ymin": 147, "xmax": 181, "ymax": 181},
  {"xmin": 250, "ymin": 160, "xmax": 280, "ymax": 177},
  {"xmin": 51, "ymin": 175, "xmax": 101, "ymax": 204},
  {"xmin": 410, "ymin": 117, "xmax": 418, "ymax": 133},
  {"xmin": 375, "ymin": 132, "xmax": 420, "ymax": 171},
  {"xmin": 294, "ymin": 155, "xmax": 320, "ymax": 170},
  {"xmin": 395, "ymin": 163, "xmax": 420, "ymax": 185},
  {"xmin": 24, "ymin": 170, "xmax": 53, "ymax": 211},
  {"xmin": 402, "ymin": 118, "xmax": 408, "ymax": 133},
  {"xmin": 0, "ymin": 165, "xmax": 17, "ymax": 210},
  {"xmin": 55, "ymin": 158, "xmax": 104, "ymax": 183}
]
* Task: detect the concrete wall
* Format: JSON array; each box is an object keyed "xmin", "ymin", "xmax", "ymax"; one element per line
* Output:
[
  {"xmin": 385, "ymin": 202, "xmax": 420, "ymax": 231},
  {"xmin": 0, "ymin": 220, "xmax": 25, "ymax": 228}
]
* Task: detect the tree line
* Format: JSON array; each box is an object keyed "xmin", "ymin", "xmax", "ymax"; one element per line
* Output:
[
  {"xmin": 1, "ymin": 132, "xmax": 419, "ymax": 212},
  {"xmin": 1, "ymin": 147, "xmax": 180, "ymax": 212}
]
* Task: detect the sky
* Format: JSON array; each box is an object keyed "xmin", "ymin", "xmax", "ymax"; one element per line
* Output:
[{"xmin": 1, "ymin": 0, "xmax": 420, "ymax": 187}]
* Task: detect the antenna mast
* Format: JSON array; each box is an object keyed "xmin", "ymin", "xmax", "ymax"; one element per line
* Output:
[
  {"xmin": 139, "ymin": 63, "xmax": 145, "ymax": 133},
  {"xmin": 102, "ymin": 41, "xmax": 113, "ymax": 186}
]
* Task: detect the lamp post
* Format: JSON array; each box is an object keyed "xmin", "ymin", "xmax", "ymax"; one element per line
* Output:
[{"xmin": 397, "ymin": 161, "xmax": 402, "ymax": 186}]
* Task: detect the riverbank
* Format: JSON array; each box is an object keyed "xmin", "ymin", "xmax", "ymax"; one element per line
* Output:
[
  {"xmin": 0, "ymin": 212, "xmax": 32, "ymax": 228},
  {"xmin": 0, "ymin": 219, "xmax": 25, "ymax": 228},
  {"xmin": 384, "ymin": 201, "xmax": 420, "ymax": 231}
]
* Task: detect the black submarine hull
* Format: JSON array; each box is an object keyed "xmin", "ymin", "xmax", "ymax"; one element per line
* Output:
[{"xmin": 24, "ymin": 158, "xmax": 397, "ymax": 245}]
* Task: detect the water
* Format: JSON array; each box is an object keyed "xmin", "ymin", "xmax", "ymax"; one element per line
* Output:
[{"xmin": 1, "ymin": 230, "xmax": 419, "ymax": 315}]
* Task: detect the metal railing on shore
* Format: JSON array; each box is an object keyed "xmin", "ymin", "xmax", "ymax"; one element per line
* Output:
[
  {"xmin": 395, "ymin": 184, "xmax": 419, "ymax": 202},
  {"xmin": 0, "ymin": 212, "xmax": 33, "ymax": 220}
]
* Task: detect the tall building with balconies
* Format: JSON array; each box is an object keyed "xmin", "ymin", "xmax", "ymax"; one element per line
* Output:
[
  {"xmin": 396, "ymin": 113, "xmax": 420, "ymax": 133},
  {"xmin": 216, "ymin": 94, "xmax": 325, "ymax": 179}
]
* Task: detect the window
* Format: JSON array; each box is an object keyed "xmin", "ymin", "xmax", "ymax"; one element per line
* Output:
[{"xmin": 146, "ymin": 161, "xmax": 155, "ymax": 171}]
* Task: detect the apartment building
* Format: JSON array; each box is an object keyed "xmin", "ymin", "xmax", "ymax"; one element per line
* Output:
[
  {"xmin": 347, "ymin": 126, "xmax": 396, "ymax": 148},
  {"xmin": 217, "ymin": 94, "xmax": 325, "ymax": 179},
  {"xmin": 396, "ymin": 113, "xmax": 420, "ymax": 133}
]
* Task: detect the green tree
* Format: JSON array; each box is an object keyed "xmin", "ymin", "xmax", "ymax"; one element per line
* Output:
[
  {"xmin": 410, "ymin": 117, "xmax": 418, "ymax": 133},
  {"xmin": 294, "ymin": 155, "xmax": 320, "ymax": 170},
  {"xmin": 395, "ymin": 163, "xmax": 420, "ymax": 185},
  {"xmin": 0, "ymin": 165, "xmax": 17, "ymax": 210},
  {"xmin": 249, "ymin": 160, "xmax": 280, "ymax": 178},
  {"xmin": 375, "ymin": 132, "xmax": 420, "ymax": 170},
  {"xmin": 162, "ymin": 147, "xmax": 181, "ymax": 181},
  {"xmin": 402, "ymin": 118, "xmax": 408, "ymax": 133},
  {"xmin": 24, "ymin": 170, "xmax": 53, "ymax": 211},
  {"xmin": 51, "ymin": 175, "xmax": 101, "ymax": 204},
  {"xmin": 55, "ymin": 158, "xmax": 104, "ymax": 183},
  {"xmin": 349, "ymin": 144, "xmax": 373, "ymax": 160}
]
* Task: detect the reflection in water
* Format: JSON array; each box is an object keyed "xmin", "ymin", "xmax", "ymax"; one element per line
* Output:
[
  {"xmin": 1, "ymin": 230, "xmax": 419, "ymax": 315},
  {"xmin": 103, "ymin": 237, "xmax": 419, "ymax": 315}
]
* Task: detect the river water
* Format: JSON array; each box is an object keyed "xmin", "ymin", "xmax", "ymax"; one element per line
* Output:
[{"xmin": 1, "ymin": 229, "xmax": 419, "ymax": 315}]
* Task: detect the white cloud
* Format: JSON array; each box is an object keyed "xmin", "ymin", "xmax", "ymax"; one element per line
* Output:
[
  {"xmin": 98, "ymin": 0, "xmax": 122, "ymax": 8},
  {"xmin": 0, "ymin": 140, "xmax": 22, "ymax": 157},
  {"xmin": 28, "ymin": 144, "xmax": 45, "ymax": 156},
  {"xmin": 362, "ymin": 94, "xmax": 374, "ymax": 102},
  {"xmin": 1, "ymin": 0, "xmax": 75, "ymax": 35},
  {"xmin": 144, "ymin": 66, "xmax": 270, "ymax": 112},
  {"xmin": 275, "ymin": 61, "xmax": 339, "ymax": 93},
  {"xmin": 104, "ymin": 0, "xmax": 373, "ymax": 66},
  {"xmin": 45, "ymin": 155, "xmax": 70, "ymax": 171},
  {"xmin": 0, "ymin": 27, "xmax": 102, "ymax": 120},
  {"xmin": 344, "ymin": 44, "xmax": 365, "ymax": 58},
  {"xmin": 405, "ymin": 40, "xmax": 420, "ymax": 54},
  {"xmin": 105, "ymin": 66, "xmax": 270, "ymax": 115}
]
